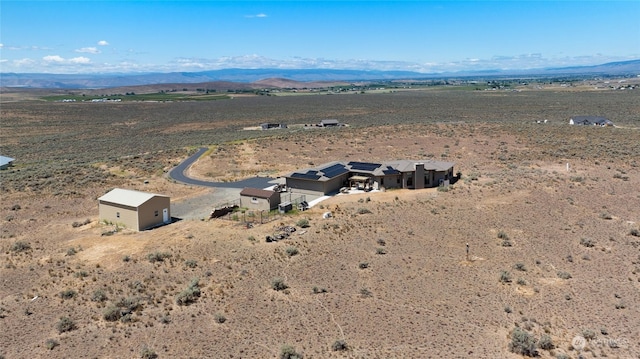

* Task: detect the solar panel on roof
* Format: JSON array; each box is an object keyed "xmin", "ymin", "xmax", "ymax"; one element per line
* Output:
[
  {"xmin": 290, "ymin": 172, "xmax": 321, "ymax": 180},
  {"xmin": 321, "ymin": 163, "xmax": 345, "ymax": 172},
  {"xmin": 348, "ymin": 161, "xmax": 381, "ymax": 172},
  {"xmin": 321, "ymin": 163, "xmax": 349, "ymax": 179},
  {"xmin": 382, "ymin": 166, "xmax": 400, "ymax": 175}
]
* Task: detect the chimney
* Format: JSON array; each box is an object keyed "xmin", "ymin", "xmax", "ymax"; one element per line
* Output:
[{"xmin": 415, "ymin": 163, "xmax": 425, "ymax": 188}]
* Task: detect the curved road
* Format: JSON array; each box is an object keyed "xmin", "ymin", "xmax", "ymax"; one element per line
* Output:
[{"xmin": 169, "ymin": 147, "xmax": 275, "ymax": 189}]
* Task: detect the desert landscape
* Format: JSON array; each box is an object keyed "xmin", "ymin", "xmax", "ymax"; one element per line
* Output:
[{"xmin": 1, "ymin": 81, "xmax": 639, "ymax": 358}]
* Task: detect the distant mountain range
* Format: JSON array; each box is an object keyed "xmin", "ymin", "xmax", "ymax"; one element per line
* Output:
[{"xmin": 1, "ymin": 60, "xmax": 638, "ymax": 89}]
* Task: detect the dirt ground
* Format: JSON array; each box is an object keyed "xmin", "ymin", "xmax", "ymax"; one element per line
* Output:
[{"xmin": 1, "ymin": 88, "xmax": 639, "ymax": 359}]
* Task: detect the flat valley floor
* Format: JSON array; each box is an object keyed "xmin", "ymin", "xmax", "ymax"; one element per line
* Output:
[{"xmin": 1, "ymin": 86, "xmax": 639, "ymax": 358}]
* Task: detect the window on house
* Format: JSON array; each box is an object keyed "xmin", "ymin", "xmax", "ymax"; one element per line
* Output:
[
  {"xmin": 154, "ymin": 210, "xmax": 158, "ymax": 217},
  {"xmin": 251, "ymin": 197, "xmax": 259, "ymax": 204},
  {"xmin": 407, "ymin": 177, "xmax": 413, "ymax": 186},
  {"xmin": 116, "ymin": 212, "xmax": 120, "ymax": 218}
]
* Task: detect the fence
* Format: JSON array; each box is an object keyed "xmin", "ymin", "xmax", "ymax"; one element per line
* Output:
[
  {"xmin": 212, "ymin": 194, "xmax": 307, "ymax": 225},
  {"xmin": 216, "ymin": 209, "xmax": 281, "ymax": 225},
  {"xmin": 283, "ymin": 194, "xmax": 308, "ymax": 210}
]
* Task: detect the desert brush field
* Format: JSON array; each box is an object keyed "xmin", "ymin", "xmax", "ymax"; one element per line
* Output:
[{"xmin": 1, "ymin": 82, "xmax": 639, "ymax": 358}]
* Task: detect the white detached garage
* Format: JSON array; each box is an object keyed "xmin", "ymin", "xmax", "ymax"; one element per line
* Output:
[{"xmin": 99, "ymin": 188, "xmax": 171, "ymax": 231}]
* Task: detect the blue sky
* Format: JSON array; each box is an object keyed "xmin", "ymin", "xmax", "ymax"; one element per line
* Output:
[{"xmin": 1, "ymin": 1, "xmax": 638, "ymax": 74}]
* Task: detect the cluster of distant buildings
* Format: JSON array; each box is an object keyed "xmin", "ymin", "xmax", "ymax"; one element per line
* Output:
[
  {"xmin": 260, "ymin": 119, "xmax": 344, "ymax": 130},
  {"xmin": 262, "ymin": 116, "xmax": 616, "ymax": 129},
  {"xmin": 58, "ymin": 98, "xmax": 122, "ymax": 103},
  {"xmin": 569, "ymin": 116, "xmax": 614, "ymax": 127}
]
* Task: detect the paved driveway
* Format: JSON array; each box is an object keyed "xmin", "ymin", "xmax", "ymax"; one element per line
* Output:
[
  {"xmin": 169, "ymin": 147, "xmax": 275, "ymax": 189},
  {"xmin": 168, "ymin": 147, "xmax": 276, "ymax": 219}
]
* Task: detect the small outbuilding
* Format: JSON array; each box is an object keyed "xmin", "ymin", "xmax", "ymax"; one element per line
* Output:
[
  {"xmin": 569, "ymin": 116, "xmax": 614, "ymax": 126},
  {"xmin": 320, "ymin": 119, "xmax": 341, "ymax": 127},
  {"xmin": 98, "ymin": 188, "xmax": 171, "ymax": 231},
  {"xmin": 0, "ymin": 156, "xmax": 15, "ymax": 170},
  {"xmin": 239, "ymin": 187, "xmax": 281, "ymax": 211},
  {"xmin": 260, "ymin": 123, "xmax": 287, "ymax": 130}
]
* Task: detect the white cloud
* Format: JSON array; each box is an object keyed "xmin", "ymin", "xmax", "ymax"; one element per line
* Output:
[
  {"xmin": 0, "ymin": 43, "xmax": 3, "ymax": 48},
  {"xmin": 43, "ymin": 55, "xmax": 65, "ymax": 63},
  {"xmin": 76, "ymin": 47, "xmax": 100, "ymax": 54},
  {"xmin": 70, "ymin": 57, "xmax": 91, "ymax": 64},
  {"xmin": 98, "ymin": 40, "xmax": 109, "ymax": 46},
  {"xmin": 245, "ymin": 13, "xmax": 268, "ymax": 18},
  {"xmin": 14, "ymin": 58, "xmax": 37, "ymax": 67},
  {"xmin": 1, "ymin": 51, "xmax": 635, "ymax": 74},
  {"xmin": 220, "ymin": 54, "xmax": 636, "ymax": 73}
]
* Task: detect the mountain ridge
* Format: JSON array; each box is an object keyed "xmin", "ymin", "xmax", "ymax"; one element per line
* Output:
[{"xmin": 1, "ymin": 59, "xmax": 638, "ymax": 89}]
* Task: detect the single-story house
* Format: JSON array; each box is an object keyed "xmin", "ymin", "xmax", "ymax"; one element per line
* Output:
[
  {"xmin": 239, "ymin": 187, "xmax": 281, "ymax": 211},
  {"xmin": 286, "ymin": 159, "xmax": 455, "ymax": 196},
  {"xmin": 260, "ymin": 123, "xmax": 287, "ymax": 130},
  {"xmin": 319, "ymin": 119, "xmax": 341, "ymax": 127},
  {"xmin": 569, "ymin": 116, "xmax": 614, "ymax": 126},
  {"xmin": 98, "ymin": 188, "xmax": 171, "ymax": 231},
  {"xmin": 0, "ymin": 156, "xmax": 15, "ymax": 170}
]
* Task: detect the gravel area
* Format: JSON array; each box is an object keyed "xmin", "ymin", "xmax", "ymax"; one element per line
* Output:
[
  {"xmin": 171, "ymin": 187, "xmax": 242, "ymax": 220},
  {"xmin": 171, "ymin": 187, "xmax": 325, "ymax": 220}
]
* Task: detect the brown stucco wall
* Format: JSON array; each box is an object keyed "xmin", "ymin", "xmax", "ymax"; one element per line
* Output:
[
  {"xmin": 240, "ymin": 196, "xmax": 270, "ymax": 211},
  {"xmin": 287, "ymin": 178, "xmax": 326, "ymax": 196},
  {"xmin": 323, "ymin": 174, "xmax": 349, "ymax": 194}
]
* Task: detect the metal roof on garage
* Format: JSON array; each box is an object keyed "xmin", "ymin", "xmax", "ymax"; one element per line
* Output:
[
  {"xmin": 240, "ymin": 187, "xmax": 277, "ymax": 199},
  {"xmin": 98, "ymin": 188, "xmax": 168, "ymax": 208}
]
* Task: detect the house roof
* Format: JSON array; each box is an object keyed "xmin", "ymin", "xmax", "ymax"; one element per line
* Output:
[
  {"xmin": 288, "ymin": 161, "xmax": 349, "ymax": 182},
  {"xmin": 98, "ymin": 188, "xmax": 168, "ymax": 208},
  {"xmin": 240, "ymin": 187, "xmax": 276, "ymax": 198},
  {"xmin": 415, "ymin": 160, "xmax": 456, "ymax": 172},
  {"xmin": 287, "ymin": 159, "xmax": 455, "ymax": 180},
  {"xmin": 0, "ymin": 156, "xmax": 15, "ymax": 167},
  {"xmin": 321, "ymin": 119, "xmax": 340, "ymax": 124},
  {"xmin": 570, "ymin": 116, "xmax": 613, "ymax": 125}
]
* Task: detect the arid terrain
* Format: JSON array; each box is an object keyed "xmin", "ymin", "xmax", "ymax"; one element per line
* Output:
[{"xmin": 1, "ymin": 82, "xmax": 639, "ymax": 358}]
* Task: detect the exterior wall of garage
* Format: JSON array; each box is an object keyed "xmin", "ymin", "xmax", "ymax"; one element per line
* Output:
[
  {"xmin": 99, "ymin": 201, "xmax": 138, "ymax": 229},
  {"xmin": 138, "ymin": 196, "xmax": 171, "ymax": 230},
  {"xmin": 99, "ymin": 196, "xmax": 170, "ymax": 231},
  {"xmin": 287, "ymin": 178, "xmax": 326, "ymax": 196},
  {"xmin": 287, "ymin": 173, "xmax": 349, "ymax": 196}
]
